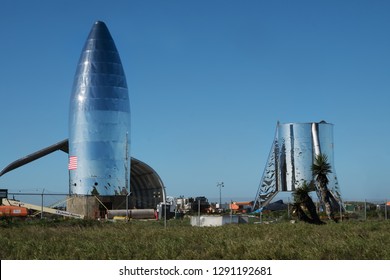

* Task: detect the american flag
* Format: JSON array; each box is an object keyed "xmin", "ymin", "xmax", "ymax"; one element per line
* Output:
[{"xmin": 68, "ymin": 156, "xmax": 78, "ymax": 170}]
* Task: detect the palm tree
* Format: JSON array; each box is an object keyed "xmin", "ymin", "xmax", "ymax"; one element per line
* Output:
[
  {"xmin": 312, "ymin": 154, "xmax": 337, "ymax": 222},
  {"xmin": 292, "ymin": 181, "xmax": 324, "ymax": 225}
]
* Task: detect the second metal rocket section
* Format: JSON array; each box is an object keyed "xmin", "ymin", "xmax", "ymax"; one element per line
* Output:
[{"xmin": 253, "ymin": 121, "xmax": 342, "ymax": 210}]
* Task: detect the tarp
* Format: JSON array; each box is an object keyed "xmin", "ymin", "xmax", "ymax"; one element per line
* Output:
[
  {"xmin": 251, "ymin": 207, "xmax": 264, "ymax": 214},
  {"xmin": 264, "ymin": 200, "xmax": 288, "ymax": 211}
]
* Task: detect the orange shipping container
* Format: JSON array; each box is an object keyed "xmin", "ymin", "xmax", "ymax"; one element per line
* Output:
[{"xmin": 0, "ymin": 205, "xmax": 28, "ymax": 217}]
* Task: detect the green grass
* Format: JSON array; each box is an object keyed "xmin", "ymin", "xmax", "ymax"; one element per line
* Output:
[{"xmin": 1, "ymin": 218, "xmax": 390, "ymax": 260}]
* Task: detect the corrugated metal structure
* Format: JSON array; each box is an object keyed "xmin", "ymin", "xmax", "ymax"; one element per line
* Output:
[{"xmin": 130, "ymin": 158, "xmax": 165, "ymax": 209}]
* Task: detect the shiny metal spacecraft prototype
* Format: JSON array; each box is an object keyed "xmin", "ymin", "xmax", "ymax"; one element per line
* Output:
[
  {"xmin": 69, "ymin": 21, "xmax": 130, "ymax": 196},
  {"xmin": 252, "ymin": 121, "xmax": 342, "ymax": 210},
  {"xmin": 0, "ymin": 21, "xmax": 164, "ymax": 210}
]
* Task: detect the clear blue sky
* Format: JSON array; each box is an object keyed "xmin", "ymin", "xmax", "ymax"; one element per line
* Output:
[{"xmin": 0, "ymin": 0, "xmax": 389, "ymax": 202}]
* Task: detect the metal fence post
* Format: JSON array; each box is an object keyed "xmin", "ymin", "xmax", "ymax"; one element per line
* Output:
[
  {"xmin": 198, "ymin": 199, "xmax": 200, "ymax": 226},
  {"xmin": 287, "ymin": 197, "xmax": 290, "ymax": 219},
  {"xmin": 339, "ymin": 201, "xmax": 342, "ymax": 222},
  {"xmin": 41, "ymin": 189, "xmax": 45, "ymax": 219},
  {"xmin": 364, "ymin": 199, "xmax": 367, "ymax": 221}
]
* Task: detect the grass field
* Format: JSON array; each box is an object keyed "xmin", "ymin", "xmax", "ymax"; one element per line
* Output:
[{"xmin": 1, "ymin": 218, "xmax": 389, "ymax": 260}]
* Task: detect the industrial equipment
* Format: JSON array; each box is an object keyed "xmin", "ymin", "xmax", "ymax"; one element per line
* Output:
[{"xmin": 1, "ymin": 198, "xmax": 84, "ymax": 219}]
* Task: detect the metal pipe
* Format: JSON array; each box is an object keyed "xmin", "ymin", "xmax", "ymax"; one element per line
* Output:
[
  {"xmin": 107, "ymin": 209, "xmax": 155, "ymax": 219},
  {"xmin": 311, "ymin": 122, "xmax": 321, "ymax": 156}
]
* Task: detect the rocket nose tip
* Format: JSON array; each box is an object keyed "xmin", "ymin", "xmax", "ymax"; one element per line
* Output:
[{"xmin": 88, "ymin": 21, "xmax": 111, "ymax": 41}]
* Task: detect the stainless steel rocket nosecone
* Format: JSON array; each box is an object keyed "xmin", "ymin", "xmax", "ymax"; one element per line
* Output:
[{"xmin": 68, "ymin": 21, "xmax": 130, "ymax": 196}]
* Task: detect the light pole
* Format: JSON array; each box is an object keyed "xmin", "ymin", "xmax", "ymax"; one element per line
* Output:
[{"xmin": 217, "ymin": 182, "xmax": 224, "ymax": 208}]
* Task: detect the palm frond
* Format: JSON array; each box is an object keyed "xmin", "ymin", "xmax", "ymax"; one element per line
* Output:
[{"xmin": 312, "ymin": 154, "xmax": 332, "ymax": 176}]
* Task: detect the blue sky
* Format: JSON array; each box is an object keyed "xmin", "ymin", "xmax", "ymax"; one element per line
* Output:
[{"xmin": 0, "ymin": 0, "xmax": 389, "ymax": 202}]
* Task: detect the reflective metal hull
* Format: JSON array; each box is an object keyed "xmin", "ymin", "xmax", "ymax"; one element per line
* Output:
[
  {"xmin": 277, "ymin": 122, "xmax": 338, "ymax": 192},
  {"xmin": 254, "ymin": 121, "xmax": 341, "ymax": 208},
  {"xmin": 69, "ymin": 21, "xmax": 130, "ymax": 195}
]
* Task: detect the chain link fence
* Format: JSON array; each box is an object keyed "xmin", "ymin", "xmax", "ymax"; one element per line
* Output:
[
  {"xmin": 2, "ymin": 190, "xmax": 389, "ymax": 222},
  {"xmin": 343, "ymin": 200, "xmax": 389, "ymax": 221},
  {"xmin": 4, "ymin": 192, "xmax": 70, "ymax": 219}
]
